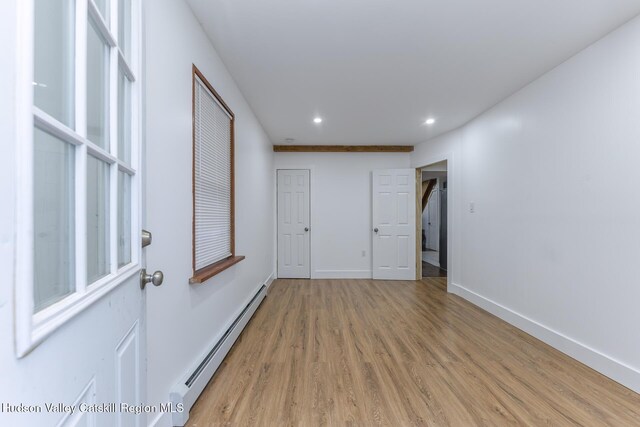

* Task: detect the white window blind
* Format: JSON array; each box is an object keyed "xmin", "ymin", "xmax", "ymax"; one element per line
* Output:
[{"xmin": 194, "ymin": 76, "xmax": 232, "ymax": 270}]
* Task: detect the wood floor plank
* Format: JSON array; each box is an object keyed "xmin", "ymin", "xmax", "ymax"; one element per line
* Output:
[{"xmin": 186, "ymin": 278, "xmax": 640, "ymax": 426}]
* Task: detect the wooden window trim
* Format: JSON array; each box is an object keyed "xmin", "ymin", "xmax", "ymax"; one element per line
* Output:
[
  {"xmin": 190, "ymin": 65, "xmax": 243, "ymax": 284},
  {"xmin": 189, "ymin": 255, "xmax": 245, "ymax": 284},
  {"xmin": 273, "ymin": 145, "xmax": 414, "ymax": 153}
]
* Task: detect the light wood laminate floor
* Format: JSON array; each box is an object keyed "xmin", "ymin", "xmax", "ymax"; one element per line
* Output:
[{"xmin": 187, "ymin": 278, "xmax": 640, "ymax": 426}]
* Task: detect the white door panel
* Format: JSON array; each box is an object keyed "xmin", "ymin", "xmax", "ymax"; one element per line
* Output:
[
  {"xmin": 372, "ymin": 169, "xmax": 416, "ymax": 280},
  {"xmin": 277, "ymin": 170, "xmax": 310, "ymax": 278},
  {"xmin": 5, "ymin": 272, "xmax": 145, "ymax": 427},
  {"xmin": 3, "ymin": 0, "xmax": 147, "ymax": 424}
]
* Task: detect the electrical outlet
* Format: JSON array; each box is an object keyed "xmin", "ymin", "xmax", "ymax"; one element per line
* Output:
[{"xmin": 361, "ymin": 250, "xmax": 366, "ymax": 257}]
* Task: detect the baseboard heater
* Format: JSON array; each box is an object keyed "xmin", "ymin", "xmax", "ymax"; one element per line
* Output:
[{"xmin": 170, "ymin": 284, "xmax": 267, "ymax": 426}]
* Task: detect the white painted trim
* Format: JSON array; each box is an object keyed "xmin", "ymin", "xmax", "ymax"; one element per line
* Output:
[
  {"xmin": 86, "ymin": 139, "xmax": 118, "ymax": 164},
  {"xmin": 131, "ymin": 0, "xmax": 143, "ymax": 272},
  {"xmin": 33, "ymin": 108, "xmax": 84, "ymax": 146},
  {"xmin": 265, "ymin": 272, "xmax": 276, "ymax": 292},
  {"xmin": 313, "ymin": 270, "xmax": 372, "ymax": 279},
  {"xmin": 115, "ymin": 321, "xmax": 141, "ymax": 427},
  {"xmin": 449, "ymin": 282, "xmax": 640, "ymax": 393},
  {"xmin": 118, "ymin": 162, "xmax": 136, "ymax": 176},
  {"xmin": 149, "ymin": 411, "xmax": 171, "ymax": 427},
  {"xmin": 76, "ymin": 0, "xmax": 88, "ymax": 138},
  {"xmin": 118, "ymin": 51, "xmax": 136, "ymax": 82},
  {"xmin": 56, "ymin": 377, "xmax": 97, "ymax": 427},
  {"xmin": 109, "ymin": 8, "xmax": 119, "ymax": 278},
  {"xmin": 76, "ymin": 141, "xmax": 89, "ymax": 295},
  {"xmin": 135, "ymin": 0, "xmax": 146, "ymax": 421},
  {"xmin": 14, "ymin": 0, "xmax": 36, "ymax": 358},
  {"xmin": 88, "ymin": 0, "xmax": 117, "ymax": 47},
  {"xmin": 75, "ymin": 0, "xmax": 89, "ymax": 299},
  {"xmin": 169, "ymin": 277, "xmax": 270, "ymax": 426}
]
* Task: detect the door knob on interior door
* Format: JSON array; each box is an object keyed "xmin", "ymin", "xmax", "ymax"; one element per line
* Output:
[
  {"xmin": 304, "ymin": 227, "xmax": 309, "ymax": 232},
  {"xmin": 374, "ymin": 228, "xmax": 379, "ymax": 233},
  {"xmin": 140, "ymin": 269, "xmax": 164, "ymax": 289}
]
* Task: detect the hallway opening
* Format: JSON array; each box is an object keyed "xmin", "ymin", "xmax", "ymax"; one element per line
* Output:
[{"xmin": 419, "ymin": 160, "xmax": 448, "ymax": 279}]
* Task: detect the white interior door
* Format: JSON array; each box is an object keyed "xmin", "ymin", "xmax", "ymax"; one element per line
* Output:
[
  {"xmin": 277, "ymin": 170, "xmax": 310, "ymax": 278},
  {"xmin": 372, "ymin": 169, "xmax": 416, "ymax": 280}
]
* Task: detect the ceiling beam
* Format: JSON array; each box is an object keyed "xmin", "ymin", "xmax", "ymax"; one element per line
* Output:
[
  {"xmin": 273, "ymin": 145, "xmax": 414, "ymax": 153},
  {"xmin": 422, "ymin": 179, "xmax": 437, "ymax": 212}
]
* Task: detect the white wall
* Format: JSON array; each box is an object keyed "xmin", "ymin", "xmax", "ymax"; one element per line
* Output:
[
  {"xmin": 412, "ymin": 15, "xmax": 640, "ymax": 392},
  {"xmin": 422, "ymin": 161, "xmax": 447, "ymax": 173},
  {"xmin": 145, "ymin": 0, "xmax": 275, "ymax": 425},
  {"xmin": 275, "ymin": 152, "xmax": 410, "ymax": 278}
]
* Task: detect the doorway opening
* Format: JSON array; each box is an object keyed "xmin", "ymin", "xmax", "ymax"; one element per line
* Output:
[{"xmin": 419, "ymin": 161, "xmax": 447, "ymax": 278}]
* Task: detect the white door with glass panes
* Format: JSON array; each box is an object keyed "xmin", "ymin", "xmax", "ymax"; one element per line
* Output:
[
  {"xmin": 372, "ymin": 169, "xmax": 417, "ymax": 280},
  {"xmin": 4, "ymin": 0, "xmax": 157, "ymax": 426}
]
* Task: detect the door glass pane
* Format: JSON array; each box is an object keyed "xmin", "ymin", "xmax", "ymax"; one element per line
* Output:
[
  {"xmin": 118, "ymin": 172, "xmax": 131, "ymax": 267},
  {"xmin": 87, "ymin": 18, "xmax": 110, "ymax": 149},
  {"xmin": 118, "ymin": 0, "xmax": 131, "ymax": 62},
  {"xmin": 34, "ymin": 127, "xmax": 75, "ymax": 312},
  {"xmin": 34, "ymin": 0, "xmax": 75, "ymax": 128},
  {"xmin": 93, "ymin": 0, "xmax": 109, "ymax": 23},
  {"xmin": 118, "ymin": 68, "xmax": 131, "ymax": 163},
  {"xmin": 87, "ymin": 156, "xmax": 110, "ymax": 283}
]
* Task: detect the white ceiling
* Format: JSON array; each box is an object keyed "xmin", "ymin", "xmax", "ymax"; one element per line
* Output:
[{"xmin": 187, "ymin": 0, "xmax": 640, "ymax": 146}]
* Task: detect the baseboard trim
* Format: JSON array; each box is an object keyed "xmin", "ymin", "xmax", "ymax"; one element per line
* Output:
[
  {"xmin": 265, "ymin": 271, "xmax": 276, "ymax": 292},
  {"xmin": 449, "ymin": 283, "xmax": 640, "ymax": 393},
  {"xmin": 149, "ymin": 410, "xmax": 171, "ymax": 427},
  {"xmin": 312, "ymin": 270, "xmax": 372, "ymax": 279},
  {"xmin": 168, "ymin": 275, "xmax": 271, "ymax": 426}
]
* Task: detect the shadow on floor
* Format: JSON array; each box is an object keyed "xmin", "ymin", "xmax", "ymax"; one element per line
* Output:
[{"xmin": 422, "ymin": 261, "xmax": 447, "ymax": 278}]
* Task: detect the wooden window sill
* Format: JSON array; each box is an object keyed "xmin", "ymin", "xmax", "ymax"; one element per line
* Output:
[{"xmin": 189, "ymin": 255, "xmax": 245, "ymax": 284}]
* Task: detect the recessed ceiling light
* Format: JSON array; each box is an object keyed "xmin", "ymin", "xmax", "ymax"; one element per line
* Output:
[
  {"xmin": 425, "ymin": 118, "xmax": 436, "ymax": 126},
  {"xmin": 313, "ymin": 117, "xmax": 323, "ymax": 124}
]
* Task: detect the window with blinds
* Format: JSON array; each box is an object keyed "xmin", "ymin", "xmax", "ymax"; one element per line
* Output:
[{"xmin": 192, "ymin": 66, "xmax": 237, "ymax": 276}]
